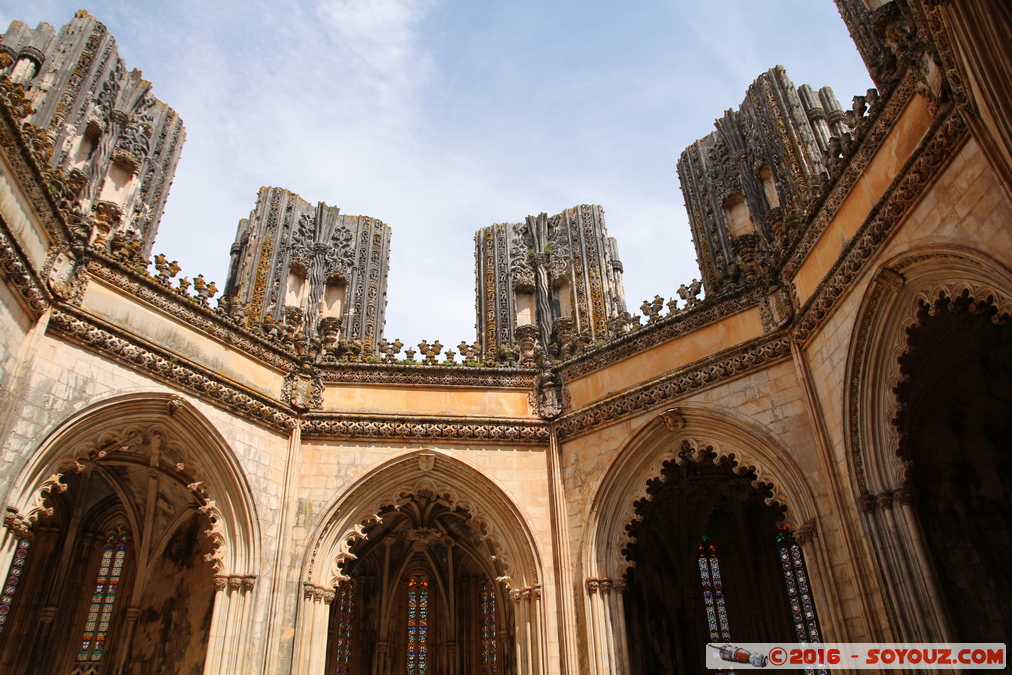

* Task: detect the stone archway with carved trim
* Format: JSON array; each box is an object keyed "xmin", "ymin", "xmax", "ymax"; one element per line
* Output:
[
  {"xmin": 0, "ymin": 392, "xmax": 262, "ymax": 675},
  {"xmin": 296, "ymin": 450, "xmax": 546, "ymax": 675},
  {"xmin": 845, "ymin": 245, "xmax": 1012, "ymax": 643},
  {"xmin": 581, "ymin": 406, "xmax": 826, "ymax": 675}
]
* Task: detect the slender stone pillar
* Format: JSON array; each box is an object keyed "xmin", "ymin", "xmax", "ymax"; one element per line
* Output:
[
  {"xmin": 585, "ymin": 577, "xmax": 629, "ymax": 675},
  {"xmin": 294, "ymin": 583, "xmax": 335, "ymax": 675},
  {"xmin": 203, "ymin": 574, "xmax": 257, "ymax": 675}
]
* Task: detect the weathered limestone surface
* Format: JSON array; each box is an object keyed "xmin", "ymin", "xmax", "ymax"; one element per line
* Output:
[{"xmin": 0, "ymin": 3, "xmax": 1010, "ymax": 674}]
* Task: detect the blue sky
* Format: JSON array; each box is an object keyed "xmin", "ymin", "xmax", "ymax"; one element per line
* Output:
[{"xmin": 1, "ymin": 1, "xmax": 872, "ymax": 350}]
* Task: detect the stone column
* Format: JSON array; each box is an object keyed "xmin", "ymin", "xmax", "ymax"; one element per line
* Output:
[
  {"xmin": 203, "ymin": 574, "xmax": 257, "ymax": 675},
  {"xmin": 611, "ymin": 580, "xmax": 630, "ymax": 675},
  {"xmin": 530, "ymin": 587, "xmax": 544, "ymax": 675},
  {"xmin": 511, "ymin": 589, "xmax": 529, "ymax": 675},
  {"xmin": 860, "ymin": 487, "xmax": 953, "ymax": 643},
  {"xmin": 585, "ymin": 577, "xmax": 628, "ymax": 675},
  {"xmin": 294, "ymin": 583, "xmax": 335, "ymax": 675}
]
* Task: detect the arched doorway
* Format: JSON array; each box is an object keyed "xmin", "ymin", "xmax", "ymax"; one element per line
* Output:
[
  {"xmin": 0, "ymin": 456, "xmax": 217, "ymax": 674},
  {"xmin": 846, "ymin": 249, "xmax": 1012, "ymax": 642},
  {"xmin": 0, "ymin": 394, "xmax": 262, "ymax": 675},
  {"xmin": 299, "ymin": 451, "xmax": 545, "ymax": 675},
  {"xmin": 584, "ymin": 407, "xmax": 830, "ymax": 675},
  {"xmin": 894, "ymin": 297, "xmax": 1012, "ymax": 642},
  {"xmin": 324, "ymin": 485, "xmax": 511, "ymax": 675},
  {"xmin": 622, "ymin": 444, "xmax": 810, "ymax": 674}
]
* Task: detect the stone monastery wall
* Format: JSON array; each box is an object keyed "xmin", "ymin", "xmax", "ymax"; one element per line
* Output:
[{"xmin": 0, "ymin": 2, "xmax": 1010, "ymax": 674}]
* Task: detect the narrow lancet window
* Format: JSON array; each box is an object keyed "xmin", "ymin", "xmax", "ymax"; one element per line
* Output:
[
  {"xmin": 698, "ymin": 536, "xmax": 731, "ymax": 643},
  {"xmin": 0, "ymin": 538, "xmax": 30, "ymax": 635},
  {"xmin": 74, "ymin": 524, "xmax": 128, "ymax": 668},
  {"xmin": 406, "ymin": 577, "xmax": 428, "ymax": 675},
  {"xmin": 777, "ymin": 528, "xmax": 826, "ymax": 674},
  {"xmin": 334, "ymin": 579, "xmax": 355, "ymax": 675},
  {"xmin": 480, "ymin": 576, "xmax": 497, "ymax": 674}
]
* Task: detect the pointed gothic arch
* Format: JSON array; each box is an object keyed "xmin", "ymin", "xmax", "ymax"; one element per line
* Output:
[
  {"xmin": 582, "ymin": 406, "xmax": 831, "ymax": 675},
  {"xmin": 296, "ymin": 450, "xmax": 546, "ymax": 675},
  {"xmin": 0, "ymin": 392, "xmax": 262, "ymax": 674},
  {"xmin": 845, "ymin": 245, "xmax": 1012, "ymax": 643}
]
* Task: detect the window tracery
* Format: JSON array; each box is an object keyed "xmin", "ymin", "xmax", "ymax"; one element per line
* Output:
[
  {"xmin": 777, "ymin": 529, "xmax": 826, "ymax": 675},
  {"xmin": 73, "ymin": 524, "xmax": 128, "ymax": 670},
  {"xmin": 333, "ymin": 580, "xmax": 354, "ymax": 675},
  {"xmin": 480, "ymin": 575, "xmax": 497, "ymax": 674},
  {"xmin": 406, "ymin": 576, "xmax": 428, "ymax": 675},
  {"xmin": 0, "ymin": 538, "xmax": 30, "ymax": 635},
  {"xmin": 698, "ymin": 537, "xmax": 732, "ymax": 643}
]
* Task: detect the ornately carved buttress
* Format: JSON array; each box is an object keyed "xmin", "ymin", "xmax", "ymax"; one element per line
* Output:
[{"xmin": 221, "ymin": 187, "xmax": 392, "ymax": 352}]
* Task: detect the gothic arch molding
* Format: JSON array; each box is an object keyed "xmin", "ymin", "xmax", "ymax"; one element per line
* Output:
[
  {"xmin": 304, "ymin": 450, "xmax": 542, "ymax": 592},
  {"xmin": 844, "ymin": 245, "xmax": 1012, "ymax": 642},
  {"xmin": 297, "ymin": 449, "xmax": 548, "ymax": 675},
  {"xmin": 844, "ymin": 245, "xmax": 1012, "ymax": 502},
  {"xmin": 586, "ymin": 406, "xmax": 819, "ymax": 583},
  {"xmin": 579, "ymin": 406, "xmax": 827, "ymax": 675},
  {"xmin": 2, "ymin": 391, "xmax": 261, "ymax": 577}
]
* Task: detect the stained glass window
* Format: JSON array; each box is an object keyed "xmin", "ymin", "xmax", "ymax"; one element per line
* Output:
[
  {"xmin": 406, "ymin": 577, "xmax": 428, "ymax": 675},
  {"xmin": 0, "ymin": 538, "xmax": 30, "ymax": 635},
  {"xmin": 73, "ymin": 524, "xmax": 128, "ymax": 670},
  {"xmin": 777, "ymin": 528, "xmax": 826, "ymax": 675},
  {"xmin": 698, "ymin": 536, "xmax": 732, "ymax": 643},
  {"xmin": 480, "ymin": 576, "xmax": 497, "ymax": 674},
  {"xmin": 334, "ymin": 579, "xmax": 355, "ymax": 675}
]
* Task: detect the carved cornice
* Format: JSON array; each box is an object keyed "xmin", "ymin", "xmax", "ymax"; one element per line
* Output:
[
  {"xmin": 557, "ymin": 334, "xmax": 792, "ymax": 440},
  {"xmin": 318, "ymin": 364, "xmax": 537, "ymax": 389},
  {"xmin": 47, "ymin": 307, "xmax": 295, "ymax": 431},
  {"xmin": 558, "ymin": 286, "xmax": 763, "ymax": 381},
  {"xmin": 791, "ymin": 107, "xmax": 968, "ymax": 344},
  {"xmin": 302, "ymin": 413, "xmax": 550, "ymax": 444},
  {"xmin": 85, "ymin": 258, "xmax": 295, "ymax": 370},
  {"xmin": 783, "ymin": 71, "xmax": 920, "ymax": 280},
  {"xmin": 0, "ymin": 214, "xmax": 49, "ymax": 316}
]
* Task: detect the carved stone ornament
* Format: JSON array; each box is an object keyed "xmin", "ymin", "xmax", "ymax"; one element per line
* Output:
[
  {"xmin": 759, "ymin": 283, "xmax": 794, "ymax": 333},
  {"xmin": 537, "ymin": 382, "xmax": 564, "ymax": 420},
  {"xmin": 418, "ymin": 453, "xmax": 436, "ymax": 472},
  {"xmin": 3, "ymin": 507, "xmax": 32, "ymax": 539},
  {"xmin": 282, "ymin": 364, "xmax": 324, "ymax": 412},
  {"xmin": 659, "ymin": 408, "xmax": 685, "ymax": 431},
  {"xmin": 46, "ymin": 249, "xmax": 80, "ymax": 300}
]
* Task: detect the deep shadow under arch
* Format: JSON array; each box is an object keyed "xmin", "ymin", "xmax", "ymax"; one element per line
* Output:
[
  {"xmin": 895, "ymin": 299, "xmax": 1012, "ymax": 642},
  {"xmin": 623, "ymin": 448, "xmax": 802, "ymax": 675}
]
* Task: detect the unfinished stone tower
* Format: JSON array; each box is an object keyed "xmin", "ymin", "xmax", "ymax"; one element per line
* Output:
[
  {"xmin": 0, "ymin": 10, "xmax": 184, "ymax": 257},
  {"xmin": 474, "ymin": 205, "xmax": 626, "ymax": 364},
  {"xmin": 221, "ymin": 187, "xmax": 392, "ymax": 354},
  {"xmin": 678, "ymin": 66, "xmax": 855, "ymax": 296}
]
